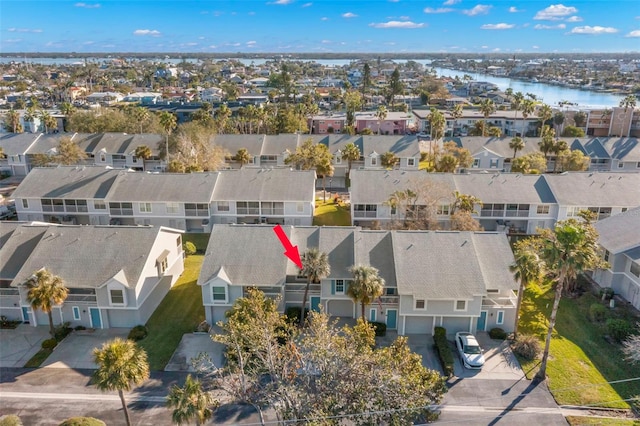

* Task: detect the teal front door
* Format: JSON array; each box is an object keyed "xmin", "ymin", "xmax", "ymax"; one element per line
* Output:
[
  {"xmin": 21, "ymin": 307, "xmax": 30, "ymax": 323},
  {"xmin": 477, "ymin": 311, "xmax": 487, "ymax": 331},
  {"xmin": 386, "ymin": 309, "xmax": 397, "ymax": 329},
  {"xmin": 310, "ymin": 296, "xmax": 321, "ymax": 312},
  {"xmin": 90, "ymin": 308, "xmax": 102, "ymax": 329}
]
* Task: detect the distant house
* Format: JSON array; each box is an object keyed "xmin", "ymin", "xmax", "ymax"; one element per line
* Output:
[
  {"xmin": 198, "ymin": 225, "xmax": 519, "ymax": 336},
  {"xmin": 0, "ymin": 222, "xmax": 184, "ymax": 329},
  {"xmin": 592, "ymin": 206, "xmax": 640, "ymax": 310},
  {"xmin": 86, "ymin": 92, "xmax": 124, "ymax": 105}
]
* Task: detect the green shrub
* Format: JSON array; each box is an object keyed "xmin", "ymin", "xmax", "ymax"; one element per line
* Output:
[
  {"xmin": 54, "ymin": 322, "xmax": 72, "ymax": 341},
  {"xmin": 42, "ymin": 338, "xmax": 58, "ymax": 349},
  {"xmin": 599, "ymin": 287, "xmax": 615, "ymax": 301},
  {"xmin": 74, "ymin": 325, "xmax": 86, "ymax": 331},
  {"xmin": 606, "ymin": 318, "xmax": 633, "ymax": 342},
  {"xmin": 58, "ymin": 417, "xmax": 106, "ymax": 426},
  {"xmin": 127, "ymin": 325, "xmax": 148, "ymax": 341},
  {"xmin": 489, "ymin": 328, "xmax": 507, "ymax": 340},
  {"xmin": 183, "ymin": 241, "xmax": 197, "ymax": 256},
  {"xmin": 589, "ymin": 303, "xmax": 607, "ymax": 322},
  {"xmin": 512, "ymin": 334, "xmax": 541, "ymax": 360},
  {"xmin": 370, "ymin": 321, "xmax": 387, "ymax": 337},
  {"xmin": 433, "ymin": 327, "xmax": 454, "ymax": 377},
  {"xmin": 285, "ymin": 306, "xmax": 308, "ymax": 323},
  {"xmin": 0, "ymin": 414, "xmax": 23, "ymax": 426}
]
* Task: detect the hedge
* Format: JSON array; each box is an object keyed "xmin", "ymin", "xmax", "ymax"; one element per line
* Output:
[{"xmin": 433, "ymin": 326, "xmax": 454, "ymax": 377}]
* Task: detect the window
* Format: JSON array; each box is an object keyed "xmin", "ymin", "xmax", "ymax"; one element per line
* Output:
[
  {"xmin": 437, "ymin": 204, "xmax": 450, "ymax": 215},
  {"xmin": 139, "ymin": 203, "xmax": 152, "ymax": 213},
  {"xmin": 566, "ymin": 206, "xmax": 585, "ymax": 217},
  {"xmin": 109, "ymin": 202, "xmax": 133, "ymax": 216},
  {"xmin": 489, "ymin": 159, "xmax": 499, "ymax": 168},
  {"xmin": 622, "ymin": 208, "xmax": 628, "ymax": 213},
  {"xmin": 217, "ymin": 201, "xmax": 230, "ymax": 212},
  {"xmin": 472, "ymin": 159, "xmax": 480, "ymax": 168},
  {"xmin": 335, "ymin": 156, "xmax": 342, "ymax": 164},
  {"xmin": 261, "ymin": 202, "xmax": 284, "ymax": 215},
  {"xmin": 94, "ymin": 201, "xmax": 106, "ymax": 210},
  {"xmin": 385, "ymin": 287, "xmax": 397, "ymax": 296},
  {"xmin": 618, "ymin": 162, "xmax": 625, "ymax": 169},
  {"xmin": 236, "ymin": 201, "xmax": 259, "ymax": 215},
  {"xmin": 185, "ymin": 203, "xmax": 209, "ymax": 216},
  {"xmin": 212, "ymin": 286, "xmax": 227, "ymax": 303},
  {"xmin": 536, "ymin": 205, "xmax": 550, "ymax": 215},
  {"xmin": 496, "ymin": 311, "xmax": 504, "ymax": 325},
  {"xmin": 335, "ymin": 279, "xmax": 345, "ymax": 294},
  {"xmin": 408, "ymin": 158, "xmax": 416, "ymax": 167},
  {"xmin": 371, "ymin": 157, "xmax": 378, "ymax": 166},
  {"xmin": 110, "ymin": 289, "xmax": 125, "ymax": 305},
  {"xmin": 631, "ymin": 262, "xmax": 640, "ymax": 278},
  {"xmin": 604, "ymin": 250, "xmax": 610, "ymax": 262},
  {"xmin": 354, "ymin": 204, "xmax": 377, "ymax": 218},
  {"xmin": 99, "ymin": 152, "xmax": 106, "ymax": 162},
  {"xmin": 72, "ymin": 306, "xmax": 81, "ymax": 320},
  {"xmin": 159, "ymin": 257, "xmax": 168, "ymax": 274},
  {"xmin": 166, "ymin": 202, "xmax": 179, "ymax": 214},
  {"xmin": 415, "ymin": 299, "xmax": 425, "ymax": 310},
  {"xmin": 455, "ymin": 300, "xmax": 467, "ymax": 311},
  {"xmin": 22, "ymin": 199, "xmax": 28, "ymax": 209},
  {"xmin": 296, "ymin": 202, "xmax": 304, "ymax": 213},
  {"xmin": 637, "ymin": 162, "xmax": 640, "ymax": 168}
]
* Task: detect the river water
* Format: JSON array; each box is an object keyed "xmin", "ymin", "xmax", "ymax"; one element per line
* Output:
[{"xmin": 1, "ymin": 56, "xmax": 625, "ymax": 109}]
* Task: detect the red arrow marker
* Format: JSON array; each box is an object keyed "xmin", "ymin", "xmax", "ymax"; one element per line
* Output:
[{"xmin": 273, "ymin": 224, "xmax": 302, "ymax": 269}]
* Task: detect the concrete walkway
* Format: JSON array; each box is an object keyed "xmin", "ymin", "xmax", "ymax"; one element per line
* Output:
[
  {"xmin": 165, "ymin": 330, "xmax": 225, "ymax": 372},
  {"xmin": 0, "ymin": 324, "xmax": 49, "ymax": 368},
  {"xmin": 41, "ymin": 328, "xmax": 129, "ymax": 369}
]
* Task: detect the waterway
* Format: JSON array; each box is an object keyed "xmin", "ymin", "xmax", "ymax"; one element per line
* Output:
[{"xmin": 0, "ymin": 56, "xmax": 625, "ymax": 109}]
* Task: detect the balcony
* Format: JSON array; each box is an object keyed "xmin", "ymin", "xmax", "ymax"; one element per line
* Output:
[
  {"xmin": 185, "ymin": 209, "xmax": 209, "ymax": 217},
  {"xmin": 354, "ymin": 211, "xmax": 377, "ymax": 218},
  {"xmin": 480, "ymin": 210, "xmax": 504, "ymax": 217},
  {"xmin": 505, "ymin": 210, "xmax": 529, "ymax": 217},
  {"xmin": 110, "ymin": 208, "xmax": 134, "ymax": 216},
  {"xmin": 0, "ymin": 288, "xmax": 19, "ymax": 296}
]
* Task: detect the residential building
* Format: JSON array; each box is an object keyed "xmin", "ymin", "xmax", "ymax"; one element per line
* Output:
[
  {"xmin": 592, "ymin": 206, "xmax": 640, "ymax": 310},
  {"xmin": 0, "ymin": 223, "xmax": 184, "ymax": 329},
  {"xmin": 413, "ymin": 109, "xmax": 538, "ymax": 138},
  {"xmin": 75, "ymin": 133, "xmax": 164, "ymax": 171},
  {"xmin": 198, "ymin": 225, "xmax": 518, "ymax": 336},
  {"xmin": 586, "ymin": 107, "xmax": 640, "ymax": 138}
]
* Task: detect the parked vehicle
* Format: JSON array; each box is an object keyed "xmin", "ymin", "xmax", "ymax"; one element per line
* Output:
[{"xmin": 455, "ymin": 331, "xmax": 485, "ymax": 369}]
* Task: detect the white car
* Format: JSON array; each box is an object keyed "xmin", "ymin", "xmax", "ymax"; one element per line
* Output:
[{"xmin": 455, "ymin": 332, "xmax": 485, "ymax": 369}]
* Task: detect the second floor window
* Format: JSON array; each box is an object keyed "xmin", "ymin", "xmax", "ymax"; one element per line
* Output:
[{"xmin": 140, "ymin": 203, "xmax": 152, "ymax": 213}]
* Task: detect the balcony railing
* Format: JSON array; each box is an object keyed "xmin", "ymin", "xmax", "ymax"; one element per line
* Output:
[
  {"xmin": 185, "ymin": 209, "xmax": 209, "ymax": 217},
  {"xmin": 480, "ymin": 210, "xmax": 503, "ymax": 217},
  {"xmin": 0, "ymin": 288, "xmax": 19, "ymax": 296},
  {"xmin": 66, "ymin": 294, "xmax": 97, "ymax": 303},
  {"xmin": 110, "ymin": 208, "xmax": 134, "ymax": 216},
  {"xmin": 261, "ymin": 208, "xmax": 285, "ymax": 216},
  {"xmin": 354, "ymin": 211, "xmax": 377, "ymax": 218},
  {"xmin": 505, "ymin": 210, "xmax": 529, "ymax": 217},
  {"xmin": 236, "ymin": 208, "xmax": 260, "ymax": 215}
]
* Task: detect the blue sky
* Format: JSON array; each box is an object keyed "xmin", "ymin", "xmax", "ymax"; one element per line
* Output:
[{"xmin": 1, "ymin": 0, "xmax": 639, "ymax": 53}]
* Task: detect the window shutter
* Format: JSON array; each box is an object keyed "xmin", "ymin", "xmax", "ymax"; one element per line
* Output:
[
  {"xmin": 345, "ymin": 280, "xmax": 351, "ymax": 293},
  {"xmin": 331, "ymin": 280, "xmax": 335, "ymax": 295}
]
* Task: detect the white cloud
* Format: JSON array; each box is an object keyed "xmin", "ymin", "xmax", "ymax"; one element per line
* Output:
[
  {"xmin": 481, "ymin": 23, "xmax": 515, "ymax": 30},
  {"xmin": 400, "ymin": 15, "xmax": 410, "ymax": 20},
  {"xmin": 7, "ymin": 28, "xmax": 42, "ymax": 33},
  {"xmin": 462, "ymin": 5, "xmax": 492, "ymax": 16},
  {"xmin": 443, "ymin": 0, "xmax": 461, "ymax": 4},
  {"xmin": 626, "ymin": 30, "xmax": 640, "ymax": 37},
  {"xmin": 320, "ymin": 17, "xmax": 329, "ymax": 20},
  {"xmin": 508, "ymin": 6, "xmax": 521, "ymax": 12},
  {"xmin": 4, "ymin": 38, "xmax": 22, "ymax": 43},
  {"xmin": 342, "ymin": 12, "xmax": 358, "ymax": 18},
  {"xmin": 534, "ymin": 4, "xmax": 578, "ymax": 20},
  {"xmin": 369, "ymin": 20, "xmax": 426, "ymax": 28},
  {"xmin": 424, "ymin": 7, "xmax": 453, "ymax": 13},
  {"xmin": 532, "ymin": 45, "xmax": 540, "ymax": 49},
  {"xmin": 534, "ymin": 23, "xmax": 566, "ymax": 29},
  {"xmin": 565, "ymin": 15, "xmax": 582, "ymax": 22},
  {"xmin": 133, "ymin": 29, "xmax": 161, "ymax": 36},
  {"xmin": 185, "ymin": 42, "xmax": 198, "ymax": 46},
  {"xmin": 481, "ymin": 45, "xmax": 489, "ymax": 48},
  {"xmin": 75, "ymin": 2, "xmax": 101, "ymax": 8},
  {"xmin": 246, "ymin": 40, "xmax": 256, "ymax": 45},
  {"xmin": 209, "ymin": 45, "xmax": 217, "ymax": 49},
  {"xmin": 270, "ymin": 0, "xmax": 293, "ymax": 4},
  {"xmin": 301, "ymin": 2, "xmax": 312, "ymax": 6},
  {"xmin": 570, "ymin": 25, "xmax": 618, "ymax": 34},
  {"xmin": 321, "ymin": 39, "xmax": 332, "ymax": 44},
  {"xmin": 493, "ymin": 48, "xmax": 501, "ymax": 51},
  {"xmin": 82, "ymin": 41, "xmax": 94, "ymax": 45}
]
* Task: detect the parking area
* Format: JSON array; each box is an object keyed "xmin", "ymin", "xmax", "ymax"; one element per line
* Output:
[
  {"xmin": 0, "ymin": 325, "xmax": 49, "ymax": 368},
  {"xmin": 165, "ymin": 330, "xmax": 225, "ymax": 372},
  {"xmin": 452, "ymin": 332, "xmax": 524, "ymax": 380},
  {"xmin": 41, "ymin": 328, "xmax": 130, "ymax": 369}
]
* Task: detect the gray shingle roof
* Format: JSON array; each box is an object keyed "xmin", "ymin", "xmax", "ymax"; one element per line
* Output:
[
  {"xmin": 107, "ymin": 171, "xmax": 218, "ymax": 203},
  {"xmin": 362, "ymin": 135, "xmax": 420, "ymax": 157},
  {"xmin": 471, "ymin": 232, "xmax": 519, "ymax": 292},
  {"xmin": 317, "ymin": 227, "xmax": 355, "ymax": 278},
  {"xmin": 0, "ymin": 223, "xmax": 47, "ymax": 280},
  {"xmin": 350, "ymin": 170, "xmax": 455, "ymax": 205},
  {"xmin": 453, "ymin": 173, "xmax": 556, "ymax": 204},
  {"xmin": 595, "ymin": 206, "xmax": 640, "ymax": 253},
  {"xmin": 310, "ymin": 135, "xmax": 363, "ymax": 156},
  {"xmin": 598, "ymin": 138, "xmax": 640, "ymax": 162},
  {"xmin": 263, "ymin": 134, "xmax": 300, "ymax": 155},
  {"xmin": 355, "ymin": 230, "xmax": 397, "ymax": 288},
  {"xmin": 211, "ymin": 134, "xmax": 265, "ymax": 156},
  {"xmin": 212, "ymin": 168, "xmax": 315, "ymax": 202},
  {"xmin": 542, "ymin": 172, "xmax": 640, "ymax": 207},
  {"xmin": 447, "ymin": 136, "xmax": 541, "ymax": 158},
  {"xmin": 12, "ymin": 225, "xmax": 168, "ymax": 289},
  {"xmin": 12, "ymin": 166, "xmax": 119, "ymax": 199},
  {"xmin": 0, "ymin": 133, "xmax": 40, "ymax": 156},
  {"xmin": 76, "ymin": 133, "xmax": 163, "ymax": 155}
]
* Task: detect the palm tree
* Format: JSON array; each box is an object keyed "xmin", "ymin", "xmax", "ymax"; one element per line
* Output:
[
  {"xmin": 509, "ymin": 240, "xmax": 543, "ymax": 339},
  {"xmin": 299, "ymin": 248, "xmax": 331, "ymax": 326},
  {"xmin": 234, "ymin": 148, "xmax": 251, "ymax": 167},
  {"xmin": 131, "ymin": 106, "xmax": 150, "ymax": 134},
  {"xmin": 26, "ymin": 269, "xmax": 69, "ymax": 337},
  {"xmin": 479, "ymin": 99, "xmax": 496, "ymax": 137},
  {"xmin": 427, "ymin": 107, "xmax": 445, "ymax": 156},
  {"xmin": 40, "ymin": 110, "xmax": 57, "ymax": 134},
  {"xmin": 618, "ymin": 95, "xmax": 636, "ymax": 137},
  {"xmin": 449, "ymin": 104, "xmax": 463, "ymax": 137},
  {"xmin": 92, "ymin": 338, "xmax": 150, "ymax": 426},
  {"xmin": 509, "ymin": 136, "xmax": 525, "ymax": 160},
  {"xmin": 341, "ymin": 142, "xmax": 361, "ymax": 185},
  {"xmin": 375, "ymin": 105, "xmax": 388, "ymax": 135},
  {"xmin": 4, "ymin": 109, "xmax": 22, "ymax": 133},
  {"xmin": 511, "ymin": 92, "xmax": 524, "ymax": 136},
  {"xmin": 167, "ymin": 374, "xmax": 218, "ymax": 426},
  {"xmin": 134, "ymin": 145, "xmax": 152, "ymax": 161},
  {"xmin": 536, "ymin": 104, "xmax": 553, "ymax": 136},
  {"xmin": 380, "ymin": 151, "xmax": 398, "ymax": 169},
  {"xmin": 520, "ymin": 99, "xmax": 535, "ymax": 139},
  {"xmin": 158, "ymin": 111, "xmax": 177, "ymax": 165},
  {"xmin": 347, "ymin": 265, "xmax": 385, "ymax": 320},
  {"xmin": 24, "ymin": 106, "xmax": 37, "ymax": 132},
  {"xmin": 538, "ymin": 126, "xmax": 556, "ymax": 164},
  {"xmin": 534, "ymin": 217, "xmax": 604, "ymax": 382}
]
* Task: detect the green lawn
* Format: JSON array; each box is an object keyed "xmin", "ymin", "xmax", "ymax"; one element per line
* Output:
[
  {"xmin": 518, "ymin": 282, "xmax": 640, "ymax": 410},
  {"xmin": 313, "ymin": 199, "xmax": 352, "ymax": 226},
  {"xmin": 566, "ymin": 417, "xmax": 640, "ymax": 426},
  {"xmin": 182, "ymin": 233, "xmax": 210, "ymax": 254},
  {"xmin": 138, "ymin": 254, "xmax": 205, "ymax": 370}
]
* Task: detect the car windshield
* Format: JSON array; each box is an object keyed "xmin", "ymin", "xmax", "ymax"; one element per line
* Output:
[{"xmin": 464, "ymin": 345, "xmax": 482, "ymax": 354}]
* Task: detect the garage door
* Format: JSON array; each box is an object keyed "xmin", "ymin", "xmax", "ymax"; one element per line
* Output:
[
  {"xmin": 328, "ymin": 299, "xmax": 354, "ymax": 318},
  {"xmin": 441, "ymin": 316, "xmax": 471, "ymax": 334},
  {"xmin": 405, "ymin": 316, "xmax": 434, "ymax": 334}
]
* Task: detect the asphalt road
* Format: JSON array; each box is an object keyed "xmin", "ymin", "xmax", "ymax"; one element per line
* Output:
[{"xmin": 0, "ymin": 367, "xmax": 572, "ymax": 425}]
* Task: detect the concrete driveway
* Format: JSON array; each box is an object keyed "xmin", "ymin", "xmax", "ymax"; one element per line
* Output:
[
  {"xmin": 165, "ymin": 329, "xmax": 226, "ymax": 372},
  {"xmin": 0, "ymin": 325, "xmax": 49, "ymax": 368},
  {"xmin": 452, "ymin": 332, "xmax": 524, "ymax": 380},
  {"xmin": 41, "ymin": 328, "xmax": 130, "ymax": 369}
]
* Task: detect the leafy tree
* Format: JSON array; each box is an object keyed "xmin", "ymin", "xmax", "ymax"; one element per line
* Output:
[
  {"xmin": 572, "ymin": 111, "xmax": 587, "ymax": 128},
  {"xmin": 556, "ymin": 149, "xmax": 589, "ymax": 172},
  {"xmin": 511, "ymin": 91, "xmax": 525, "ymax": 135},
  {"xmin": 509, "ymin": 239, "xmax": 544, "ymax": 339},
  {"xmin": 170, "ymin": 123, "xmax": 228, "ymax": 172},
  {"xmin": 450, "ymin": 211, "xmax": 482, "ymax": 231},
  {"xmin": 479, "ymin": 99, "xmax": 496, "ymax": 137},
  {"xmin": 134, "ymin": 145, "xmax": 152, "ymax": 161},
  {"xmin": 449, "ymin": 104, "xmax": 463, "ymax": 136},
  {"xmin": 56, "ymin": 136, "xmax": 88, "ymax": 165},
  {"xmin": 380, "ymin": 151, "xmax": 398, "ymax": 169},
  {"xmin": 92, "ymin": 338, "xmax": 150, "ymax": 426},
  {"xmin": 509, "ymin": 136, "xmax": 525, "ymax": 159},
  {"xmin": 361, "ymin": 62, "xmax": 372, "ymax": 97},
  {"xmin": 511, "ymin": 152, "xmax": 547, "ymax": 174},
  {"xmin": 450, "ymin": 191, "xmax": 482, "ymax": 215},
  {"xmin": 214, "ymin": 104, "xmax": 232, "ymax": 134},
  {"xmin": 561, "ymin": 125, "xmax": 585, "ymax": 138},
  {"xmin": 341, "ymin": 142, "xmax": 360, "ymax": 183},
  {"xmin": 130, "ymin": 106, "xmax": 150, "ymax": 134},
  {"xmin": 487, "ymin": 126, "xmax": 502, "ymax": 138},
  {"xmin": 434, "ymin": 141, "xmax": 473, "ymax": 172},
  {"xmin": 299, "ymin": 248, "xmax": 331, "ymax": 326},
  {"xmin": 427, "ymin": 107, "xmax": 445, "ymax": 144},
  {"xmin": 285, "ymin": 139, "xmax": 333, "ymax": 177},
  {"xmin": 158, "ymin": 111, "xmax": 177, "ymax": 163},
  {"xmin": 386, "ymin": 178, "xmax": 453, "ymax": 229},
  {"xmin": 553, "ymin": 112, "xmax": 565, "ymax": 137},
  {"xmin": 26, "ymin": 269, "xmax": 69, "ymax": 337},
  {"xmin": 3, "ymin": 109, "xmax": 22, "ymax": 133},
  {"xmin": 343, "ymin": 90, "xmax": 363, "ymax": 128},
  {"xmin": 386, "ymin": 67, "xmax": 403, "ymax": 106},
  {"xmin": 234, "ymin": 148, "xmax": 251, "ymax": 167},
  {"xmin": 622, "ymin": 329, "xmax": 640, "ymax": 364},
  {"xmin": 167, "ymin": 374, "xmax": 218, "ymax": 426},
  {"xmin": 347, "ymin": 265, "xmax": 385, "ymax": 319},
  {"xmin": 533, "ymin": 216, "xmax": 606, "ymax": 382}
]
